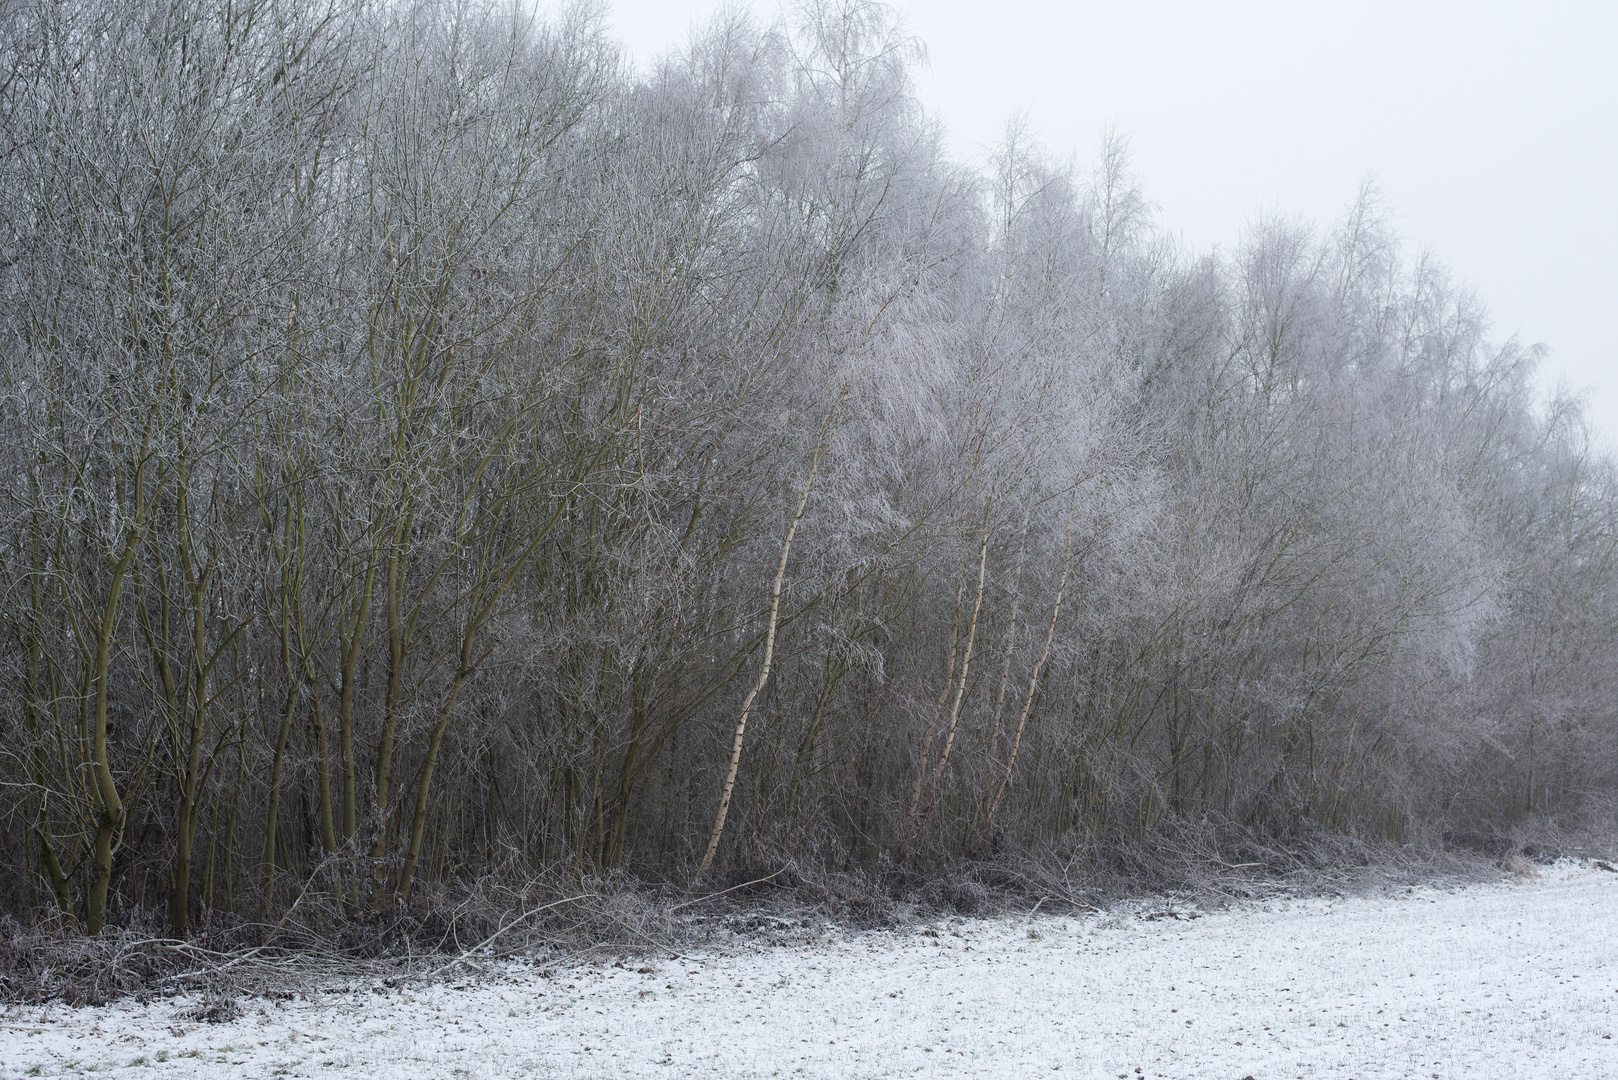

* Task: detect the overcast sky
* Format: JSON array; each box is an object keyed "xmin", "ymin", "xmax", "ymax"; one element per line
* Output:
[{"xmin": 598, "ymin": 0, "xmax": 1618, "ymax": 450}]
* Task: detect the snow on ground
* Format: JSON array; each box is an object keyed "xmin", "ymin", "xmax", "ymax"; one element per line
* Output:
[{"xmin": 5, "ymin": 861, "xmax": 1616, "ymax": 1080}]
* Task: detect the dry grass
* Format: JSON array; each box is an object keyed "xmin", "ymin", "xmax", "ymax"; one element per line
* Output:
[
  {"xmin": 0, "ymin": 870, "xmax": 673, "ymax": 1007},
  {"xmin": 9, "ymin": 807, "xmax": 1615, "ymax": 1007}
]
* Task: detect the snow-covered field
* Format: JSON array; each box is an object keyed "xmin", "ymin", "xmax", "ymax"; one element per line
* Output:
[{"xmin": 5, "ymin": 861, "xmax": 1615, "ymax": 1079}]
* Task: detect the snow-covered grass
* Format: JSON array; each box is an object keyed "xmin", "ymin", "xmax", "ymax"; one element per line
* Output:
[{"xmin": 5, "ymin": 861, "xmax": 1615, "ymax": 1079}]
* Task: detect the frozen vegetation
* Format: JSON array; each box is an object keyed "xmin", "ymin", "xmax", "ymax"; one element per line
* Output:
[
  {"xmin": 4, "ymin": 862, "xmax": 1615, "ymax": 1079},
  {"xmin": 3, "ymin": 0, "xmax": 1618, "ymax": 986}
]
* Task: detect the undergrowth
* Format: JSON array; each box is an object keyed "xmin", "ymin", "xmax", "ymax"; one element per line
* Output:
[{"xmin": 5, "ymin": 811, "xmax": 1613, "ymax": 1008}]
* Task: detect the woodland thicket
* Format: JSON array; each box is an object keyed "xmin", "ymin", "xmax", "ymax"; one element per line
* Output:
[{"xmin": 3, "ymin": 0, "xmax": 1613, "ymax": 937}]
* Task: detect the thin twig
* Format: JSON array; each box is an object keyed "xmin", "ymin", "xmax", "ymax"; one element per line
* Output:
[
  {"xmin": 420, "ymin": 894, "xmax": 590, "ymax": 982},
  {"xmin": 669, "ymin": 864, "xmax": 795, "ymax": 913}
]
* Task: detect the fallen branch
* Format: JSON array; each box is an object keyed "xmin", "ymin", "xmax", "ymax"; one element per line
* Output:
[
  {"xmin": 669, "ymin": 864, "xmax": 796, "ymax": 913},
  {"xmin": 419, "ymin": 895, "xmax": 590, "ymax": 982}
]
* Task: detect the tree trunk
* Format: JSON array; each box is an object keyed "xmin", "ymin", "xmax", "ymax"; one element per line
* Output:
[{"xmin": 699, "ymin": 425, "xmax": 833, "ymax": 877}]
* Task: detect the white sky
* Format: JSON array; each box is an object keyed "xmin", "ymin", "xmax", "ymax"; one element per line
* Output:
[{"xmin": 597, "ymin": 0, "xmax": 1618, "ymax": 451}]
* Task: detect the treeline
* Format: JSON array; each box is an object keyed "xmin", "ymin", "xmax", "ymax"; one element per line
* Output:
[{"xmin": 2, "ymin": 0, "xmax": 1615, "ymax": 937}]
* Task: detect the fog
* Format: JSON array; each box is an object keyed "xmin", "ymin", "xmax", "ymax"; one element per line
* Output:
[
  {"xmin": 5, "ymin": 0, "xmax": 1614, "ymax": 939},
  {"xmin": 609, "ymin": 0, "xmax": 1618, "ymax": 447}
]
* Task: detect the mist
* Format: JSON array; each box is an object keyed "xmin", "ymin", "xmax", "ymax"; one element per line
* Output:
[{"xmin": 1, "ymin": 0, "xmax": 1613, "ymax": 942}]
